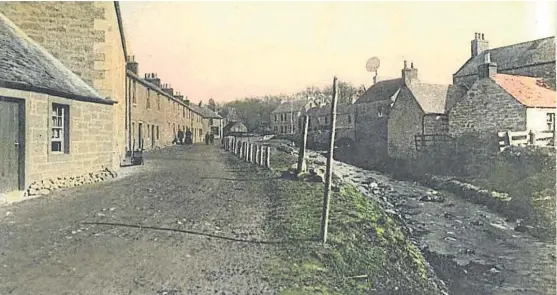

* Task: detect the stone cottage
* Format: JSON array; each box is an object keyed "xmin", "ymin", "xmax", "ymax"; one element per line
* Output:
[
  {"xmin": 271, "ymin": 99, "xmax": 316, "ymax": 134},
  {"xmin": 0, "ymin": 1, "xmax": 129, "ymax": 169},
  {"xmin": 0, "ymin": 13, "xmax": 117, "ymax": 197},
  {"xmin": 449, "ymin": 53, "xmax": 556, "ymax": 136},
  {"xmin": 353, "ymin": 76, "xmax": 402, "ymax": 166},
  {"xmin": 387, "ymin": 61, "xmax": 466, "ymax": 159}
]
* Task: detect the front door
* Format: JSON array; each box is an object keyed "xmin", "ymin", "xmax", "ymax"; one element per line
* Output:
[
  {"xmin": 138, "ymin": 122, "xmax": 143, "ymax": 150},
  {"xmin": 151, "ymin": 125, "xmax": 155, "ymax": 148},
  {"xmin": 0, "ymin": 98, "xmax": 23, "ymax": 193}
]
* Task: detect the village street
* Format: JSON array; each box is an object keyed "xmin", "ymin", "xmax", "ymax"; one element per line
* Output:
[{"xmin": 0, "ymin": 145, "xmax": 275, "ymax": 295}]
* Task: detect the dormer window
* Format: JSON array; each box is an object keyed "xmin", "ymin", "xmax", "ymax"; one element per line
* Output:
[{"xmin": 377, "ymin": 106, "xmax": 384, "ymax": 118}]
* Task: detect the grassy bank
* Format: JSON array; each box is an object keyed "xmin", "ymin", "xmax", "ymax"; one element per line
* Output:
[
  {"xmin": 261, "ymin": 151, "xmax": 442, "ymax": 294},
  {"xmin": 370, "ymin": 146, "xmax": 556, "ymax": 242}
]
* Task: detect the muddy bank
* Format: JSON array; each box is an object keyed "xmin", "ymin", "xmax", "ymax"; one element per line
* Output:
[{"xmin": 301, "ymin": 150, "xmax": 556, "ymax": 295}]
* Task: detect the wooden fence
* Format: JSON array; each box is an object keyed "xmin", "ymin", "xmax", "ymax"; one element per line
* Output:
[
  {"xmin": 498, "ymin": 130, "xmax": 555, "ymax": 151},
  {"xmin": 222, "ymin": 136, "xmax": 271, "ymax": 168}
]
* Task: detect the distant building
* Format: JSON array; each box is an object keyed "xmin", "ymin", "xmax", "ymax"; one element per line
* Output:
[
  {"xmin": 0, "ymin": 13, "xmax": 116, "ymax": 196},
  {"xmin": 353, "ymin": 76, "xmax": 402, "ymax": 165},
  {"xmin": 223, "ymin": 121, "xmax": 248, "ymax": 136},
  {"xmin": 189, "ymin": 104, "xmax": 224, "ymax": 139},
  {"xmin": 271, "ymin": 99, "xmax": 317, "ymax": 134},
  {"xmin": 387, "ymin": 62, "xmax": 467, "ymax": 159}
]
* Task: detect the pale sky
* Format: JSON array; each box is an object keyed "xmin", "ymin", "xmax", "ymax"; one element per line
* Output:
[{"xmin": 120, "ymin": 1, "xmax": 557, "ymax": 103}]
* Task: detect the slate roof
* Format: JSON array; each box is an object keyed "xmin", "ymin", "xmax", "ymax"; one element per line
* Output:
[
  {"xmin": 406, "ymin": 83, "xmax": 467, "ymax": 114},
  {"xmin": 189, "ymin": 104, "xmax": 222, "ymax": 119},
  {"xmin": 454, "ymin": 36, "xmax": 556, "ymax": 78},
  {"xmin": 0, "ymin": 13, "xmax": 109, "ymax": 104},
  {"xmin": 355, "ymin": 78, "xmax": 403, "ymax": 104},
  {"xmin": 272, "ymin": 99, "xmax": 311, "ymax": 113},
  {"xmin": 494, "ymin": 74, "xmax": 556, "ymax": 108}
]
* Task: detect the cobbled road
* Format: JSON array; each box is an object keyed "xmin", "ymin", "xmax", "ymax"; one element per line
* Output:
[{"xmin": 0, "ymin": 145, "xmax": 274, "ymax": 295}]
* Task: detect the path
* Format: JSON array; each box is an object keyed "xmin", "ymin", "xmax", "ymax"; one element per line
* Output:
[{"xmin": 0, "ymin": 145, "xmax": 274, "ymax": 295}]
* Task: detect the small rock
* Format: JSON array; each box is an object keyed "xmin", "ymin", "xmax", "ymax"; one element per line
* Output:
[
  {"xmin": 97, "ymin": 213, "xmax": 106, "ymax": 217},
  {"xmin": 444, "ymin": 236, "xmax": 457, "ymax": 241},
  {"xmin": 109, "ymin": 207, "xmax": 116, "ymax": 211},
  {"xmin": 5, "ymin": 211, "xmax": 10, "ymax": 216},
  {"xmin": 488, "ymin": 267, "xmax": 500, "ymax": 273},
  {"xmin": 471, "ymin": 220, "xmax": 484, "ymax": 226},
  {"xmin": 177, "ymin": 221, "xmax": 183, "ymax": 225}
]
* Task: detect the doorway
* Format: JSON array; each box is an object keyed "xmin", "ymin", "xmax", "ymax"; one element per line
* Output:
[
  {"xmin": 151, "ymin": 124, "xmax": 155, "ymax": 149},
  {"xmin": 138, "ymin": 122, "xmax": 143, "ymax": 150},
  {"xmin": 0, "ymin": 97, "xmax": 24, "ymax": 193}
]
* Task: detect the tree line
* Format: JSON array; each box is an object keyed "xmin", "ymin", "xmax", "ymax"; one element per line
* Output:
[{"xmin": 203, "ymin": 81, "xmax": 365, "ymax": 132}]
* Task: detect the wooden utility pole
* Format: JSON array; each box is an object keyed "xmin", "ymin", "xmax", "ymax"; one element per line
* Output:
[
  {"xmin": 319, "ymin": 76, "xmax": 338, "ymax": 245},
  {"xmin": 297, "ymin": 114, "xmax": 309, "ymax": 174}
]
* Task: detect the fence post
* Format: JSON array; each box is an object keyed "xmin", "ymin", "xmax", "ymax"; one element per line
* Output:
[
  {"xmin": 529, "ymin": 130, "xmax": 536, "ymax": 145},
  {"xmin": 254, "ymin": 145, "xmax": 260, "ymax": 165},
  {"xmin": 246, "ymin": 143, "xmax": 251, "ymax": 162},
  {"xmin": 265, "ymin": 146, "xmax": 271, "ymax": 168},
  {"xmin": 239, "ymin": 141, "xmax": 243, "ymax": 157}
]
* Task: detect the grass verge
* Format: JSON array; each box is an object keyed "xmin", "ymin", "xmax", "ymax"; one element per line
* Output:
[{"xmin": 261, "ymin": 150, "xmax": 442, "ymax": 295}]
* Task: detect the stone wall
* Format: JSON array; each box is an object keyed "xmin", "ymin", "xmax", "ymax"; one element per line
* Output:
[
  {"xmin": 0, "ymin": 2, "xmax": 128, "ymax": 170},
  {"xmin": 423, "ymin": 115, "xmax": 449, "ymax": 134},
  {"xmin": 387, "ymin": 87, "xmax": 423, "ymax": 159},
  {"xmin": 353, "ymin": 101, "xmax": 391, "ymax": 166},
  {"xmin": 27, "ymin": 168, "xmax": 117, "ymax": 196},
  {"xmin": 449, "ymin": 78, "xmax": 527, "ymax": 135}
]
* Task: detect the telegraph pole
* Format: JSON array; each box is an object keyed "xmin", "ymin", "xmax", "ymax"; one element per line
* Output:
[
  {"xmin": 297, "ymin": 113, "xmax": 309, "ymax": 174},
  {"xmin": 319, "ymin": 76, "xmax": 338, "ymax": 245}
]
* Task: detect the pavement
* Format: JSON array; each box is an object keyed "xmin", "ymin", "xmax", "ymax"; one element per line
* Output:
[{"xmin": 0, "ymin": 145, "xmax": 275, "ymax": 295}]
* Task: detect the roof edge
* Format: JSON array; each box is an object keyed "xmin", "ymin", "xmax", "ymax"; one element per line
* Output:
[
  {"xmin": 0, "ymin": 79, "xmax": 117, "ymax": 105},
  {"xmin": 114, "ymin": 2, "xmax": 128, "ymax": 62},
  {"xmin": 126, "ymin": 70, "xmax": 203, "ymax": 115}
]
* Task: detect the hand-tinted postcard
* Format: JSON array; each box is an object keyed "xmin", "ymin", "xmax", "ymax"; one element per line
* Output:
[{"xmin": 0, "ymin": 1, "xmax": 555, "ymax": 294}]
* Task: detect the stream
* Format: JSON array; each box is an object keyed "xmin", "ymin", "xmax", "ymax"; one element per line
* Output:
[{"xmin": 303, "ymin": 150, "xmax": 556, "ymax": 295}]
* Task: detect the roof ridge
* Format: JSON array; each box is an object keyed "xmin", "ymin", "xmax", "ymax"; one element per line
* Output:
[{"xmin": 490, "ymin": 36, "xmax": 555, "ymax": 52}]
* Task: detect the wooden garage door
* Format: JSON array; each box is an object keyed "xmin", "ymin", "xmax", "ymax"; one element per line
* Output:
[{"xmin": 0, "ymin": 99, "xmax": 22, "ymax": 193}]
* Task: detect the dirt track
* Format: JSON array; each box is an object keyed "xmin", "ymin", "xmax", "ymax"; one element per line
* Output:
[{"xmin": 0, "ymin": 145, "xmax": 274, "ymax": 295}]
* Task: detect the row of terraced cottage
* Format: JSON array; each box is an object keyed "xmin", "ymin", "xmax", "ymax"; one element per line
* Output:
[
  {"xmin": 272, "ymin": 33, "xmax": 556, "ymax": 168},
  {"xmin": 0, "ymin": 2, "xmax": 224, "ymax": 200}
]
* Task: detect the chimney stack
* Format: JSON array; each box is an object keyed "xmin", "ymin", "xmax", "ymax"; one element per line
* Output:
[
  {"xmin": 401, "ymin": 60, "xmax": 418, "ymax": 85},
  {"xmin": 174, "ymin": 91, "xmax": 184, "ymax": 101},
  {"xmin": 145, "ymin": 73, "xmax": 161, "ymax": 88},
  {"xmin": 477, "ymin": 52, "xmax": 498, "ymax": 79},
  {"xmin": 126, "ymin": 55, "xmax": 138, "ymax": 74},
  {"xmin": 471, "ymin": 32, "xmax": 489, "ymax": 57},
  {"xmin": 161, "ymin": 84, "xmax": 174, "ymax": 96}
]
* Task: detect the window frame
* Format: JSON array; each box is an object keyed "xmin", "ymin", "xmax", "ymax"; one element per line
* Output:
[
  {"xmin": 50, "ymin": 103, "xmax": 70, "ymax": 154},
  {"xmin": 547, "ymin": 113, "xmax": 555, "ymax": 131}
]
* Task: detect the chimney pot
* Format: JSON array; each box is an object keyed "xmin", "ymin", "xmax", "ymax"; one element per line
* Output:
[
  {"xmin": 481, "ymin": 33, "xmax": 485, "ymax": 40},
  {"xmin": 404, "ymin": 60, "xmax": 407, "ymax": 69},
  {"xmin": 411, "ymin": 62, "xmax": 414, "ymax": 69}
]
